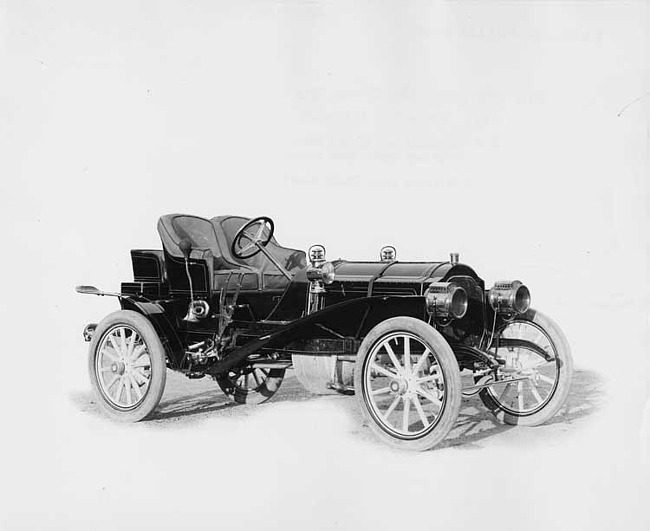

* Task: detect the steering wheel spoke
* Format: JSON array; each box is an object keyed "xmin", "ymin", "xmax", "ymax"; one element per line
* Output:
[
  {"xmin": 231, "ymin": 216, "xmax": 294, "ymax": 281},
  {"xmin": 232, "ymin": 216, "xmax": 275, "ymax": 260},
  {"xmin": 254, "ymin": 223, "xmax": 267, "ymax": 241},
  {"xmin": 238, "ymin": 240, "xmax": 257, "ymax": 254}
]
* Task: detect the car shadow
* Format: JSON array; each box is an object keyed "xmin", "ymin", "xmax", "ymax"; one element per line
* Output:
[
  {"xmin": 435, "ymin": 367, "xmax": 607, "ymax": 449},
  {"xmin": 71, "ymin": 373, "xmax": 323, "ymax": 424},
  {"xmin": 71, "ymin": 368, "xmax": 606, "ymax": 446}
]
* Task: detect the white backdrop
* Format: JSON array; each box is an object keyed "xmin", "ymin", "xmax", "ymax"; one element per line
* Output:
[{"xmin": 1, "ymin": 1, "xmax": 649, "ymax": 530}]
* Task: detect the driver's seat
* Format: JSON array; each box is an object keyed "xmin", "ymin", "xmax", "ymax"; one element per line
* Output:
[{"xmin": 211, "ymin": 215, "xmax": 307, "ymax": 291}]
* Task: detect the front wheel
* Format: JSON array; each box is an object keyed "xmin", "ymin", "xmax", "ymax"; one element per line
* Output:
[
  {"xmin": 88, "ymin": 310, "xmax": 167, "ymax": 422},
  {"xmin": 478, "ymin": 309, "xmax": 573, "ymax": 426},
  {"xmin": 354, "ymin": 317, "xmax": 462, "ymax": 451}
]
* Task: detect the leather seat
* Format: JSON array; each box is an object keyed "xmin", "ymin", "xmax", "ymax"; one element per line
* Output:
[{"xmin": 156, "ymin": 213, "xmax": 306, "ymax": 294}]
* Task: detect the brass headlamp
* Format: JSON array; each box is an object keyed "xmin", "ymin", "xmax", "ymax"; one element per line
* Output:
[
  {"xmin": 425, "ymin": 282, "xmax": 468, "ymax": 319},
  {"xmin": 488, "ymin": 280, "xmax": 531, "ymax": 314}
]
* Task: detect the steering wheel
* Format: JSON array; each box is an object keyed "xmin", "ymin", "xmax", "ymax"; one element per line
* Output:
[{"xmin": 231, "ymin": 216, "xmax": 275, "ymax": 259}]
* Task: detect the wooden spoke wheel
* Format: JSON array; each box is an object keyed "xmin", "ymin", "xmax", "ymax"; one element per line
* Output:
[
  {"xmin": 355, "ymin": 317, "xmax": 462, "ymax": 451},
  {"xmin": 478, "ymin": 309, "xmax": 573, "ymax": 426},
  {"xmin": 88, "ymin": 310, "xmax": 167, "ymax": 422},
  {"xmin": 216, "ymin": 366, "xmax": 285, "ymax": 405}
]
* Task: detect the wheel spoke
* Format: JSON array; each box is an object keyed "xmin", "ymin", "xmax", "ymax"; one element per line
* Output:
[
  {"xmin": 132, "ymin": 355, "xmax": 151, "ymax": 368},
  {"xmin": 252, "ymin": 370, "xmax": 261, "ymax": 387},
  {"xmin": 403, "ymin": 337, "xmax": 411, "ymax": 374},
  {"xmin": 383, "ymin": 395, "xmax": 401, "ymax": 420},
  {"xmin": 107, "ymin": 335, "xmax": 122, "ymax": 357},
  {"xmin": 101, "ymin": 346, "xmax": 120, "ymax": 362},
  {"xmin": 412, "ymin": 395, "xmax": 430, "ymax": 428},
  {"xmin": 416, "ymin": 374, "xmax": 441, "ymax": 385},
  {"xmin": 531, "ymin": 330, "xmax": 545, "ymax": 348},
  {"xmin": 497, "ymin": 382, "xmax": 512, "ymax": 402},
  {"xmin": 124, "ymin": 376, "xmax": 133, "ymax": 406},
  {"xmin": 113, "ymin": 378, "xmax": 123, "ymax": 401},
  {"xmin": 118, "ymin": 328, "xmax": 127, "ymax": 353},
  {"xmin": 538, "ymin": 374, "xmax": 556, "ymax": 386},
  {"xmin": 130, "ymin": 374, "xmax": 143, "ymax": 401},
  {"xmin": 415, "ymin": 387, "xmax": 442, "ymax": 411},
  {"xmin": 132, "ymin": 366, "xmax": 150, "ymax": 380},
  {"xmin": 105, "ymin": 374, "xmax": 120, "ymax": 390},
  {"xmin": 370, "ymin": 362, "xmax": 398, "ymax": 379},
  {"xmin": 517, "ymin": 381, "xmax": 524, "ymax": 411},
  {"xmin": 131, "ymin": 370, "xmax": 148, "ymax": 385},
  {"xmin": 371, "ymin": 386, "xmax": 391, "ymax": 396},
  {"xmin": 382, "ymin": 341, "xmax": 402, "ymax": 371},
  {"xmin": 528, "ymin": 379, "xmax": 543, "ymax": 405},
  {"xmin": 100, "ymin": 366, "xmax": 115, "ymax": 373},
  {"xmin": 412, "ymin": 348, "xmax": 431, "ymax": 374},
  {"xmin": 522, "ymin": 359, "xmax": 554, "ymax": 371},
  {"xmin": 126, "ymin": 331, "xmax": 137, "ymax": 359},
  {"xmin": 402, "ymin": 396, "xmax": 411, "ymax": 432},
  {"xmin": 130, "ymin": 344, "xmax": 146, "ymax": 361}
]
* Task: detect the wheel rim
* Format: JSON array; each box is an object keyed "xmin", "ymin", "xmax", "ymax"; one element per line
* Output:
[
  {"xmin": 95, "ymin": 325, "xmax": 152, "ymax": 410},
  {"xmin": 487, "ymin": 320, "xmax": 559, "ymax": 415},
  {"xmin": 363, "ymin": 332, "xmax": 447, "ymax": 439}
]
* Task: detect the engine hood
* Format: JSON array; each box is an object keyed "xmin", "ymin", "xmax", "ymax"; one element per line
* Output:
[
  {"xmin": 329, "ymin": 260, "xmax": 483, "ymax": 295},
  {"xmin": 332, "ymin": 260, "xmax": 447, "ymax": 282},
  {"xmin": 267, "ymin": 259, "xmax": 484, "ymax": 321}
]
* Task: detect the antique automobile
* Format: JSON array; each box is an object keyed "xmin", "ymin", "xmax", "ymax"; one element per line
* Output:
[{"xmin": 76, "ymin": 214, "xmax": 573, "ymax": 450}]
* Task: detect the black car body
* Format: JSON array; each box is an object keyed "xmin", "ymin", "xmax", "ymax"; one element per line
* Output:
[{"xmin": 78, "ymin": 214, "xmax": 573, "ymax": 450}]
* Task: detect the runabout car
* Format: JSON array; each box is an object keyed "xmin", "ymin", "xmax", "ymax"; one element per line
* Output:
[{"xmin": 77, "ymin": 214, "xmax": 573, "ymax": 450}]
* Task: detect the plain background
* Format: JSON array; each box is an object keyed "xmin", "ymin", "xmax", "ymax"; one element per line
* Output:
[{"xmin": 1, "ymin": 1, "xmax": 649, "ymax": 530}]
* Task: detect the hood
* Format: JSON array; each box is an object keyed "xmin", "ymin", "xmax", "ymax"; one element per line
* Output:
[
  {"xmin": 328, "ymin": 260, "xmax": 483, "ymax": 295},
  {"xmin": 332, "ymin": 260, "xmax": 447, "ymax": 282}
]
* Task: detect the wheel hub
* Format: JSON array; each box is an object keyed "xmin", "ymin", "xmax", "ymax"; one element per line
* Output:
[
  {"xmin": 111, "ymin": 361, "xmax": 126, "ymax": 375},
  {"xmin": 390, "ymin": 378, "xmax": 408, "ymax": 395}
]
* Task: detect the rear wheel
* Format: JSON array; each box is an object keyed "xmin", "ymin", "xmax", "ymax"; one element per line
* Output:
[
  {"xmin": 354, "ymin": 317, "xmax": 462, "ymax": 451},
  {"xmin": 88, "ymin": 310, "xmax": 167, "ymax": 422},
  {"xmin": 216, "ymin": 366, "xmax": 285, "ymax": 404},
  {"xmin": 478, "ymin": 309, "xmax": 573, "ymax": 426}
]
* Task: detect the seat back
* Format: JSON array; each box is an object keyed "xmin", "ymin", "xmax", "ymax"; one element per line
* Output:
[{"xmin": 157, "ymin": 214, "xmax": 221, "ymax": 259}]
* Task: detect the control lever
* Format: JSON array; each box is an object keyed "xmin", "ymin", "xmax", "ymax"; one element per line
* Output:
[
  {"xmin": 179, "ymin": 238, "xmax": 209, "ymax": 322},
  {"xmin": 179, "ymin": 238, "xmax": 194, "ymax": 301}
]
